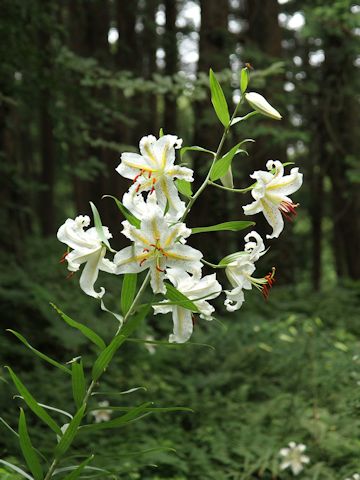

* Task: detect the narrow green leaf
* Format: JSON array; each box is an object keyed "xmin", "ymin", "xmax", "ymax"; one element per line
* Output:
[
  {"xmin": 89, "ymin": 405, "xmax": 193, "ymax": 414},
  {"xmin": 18, "ymin": 409, "xmax": 43, "ymax": 480},
  {"xmin": 175, "ymin": 179, "xmax": 192, "ymax": 198},
  {"xmin": 80, "ymin": 402, "xmax": 152, "ymax": 433},
  {"xmin": 55, "ymin": 405, "xmax": 86, "ymax": 458},
  {"xmin": 0, "ymin": 459, "xmax": 34, "ymax": 480},
  {"xmin": 6, "ymin": 367, "xmax": 61, "ymax": 435},
  {"xmin": 164, "ymin": 283, "xmax": 199, "ymax": 313},
  {"xmin": 159, "ymin": 127, "xmax": 164, "ymax": 137},
  {"xmin": 102, "ymin": 195, "xmax": 140, "ymax": 228},
  {"xmin": 180, "ymin": 145, "xmax": 215, "ymax": 161},
  {"xmin": 192, "ymin": 221, "xmax": 255, "ymax": 235},
  {"xmin": 92, "ymin": 305, "xmax": 150, "ymax": 381},
  {"xmin": 50, "ymin": 303, "xmax": 106, "ymax": 351},
  {"xmin": 0, "ymin": 416, "xmax": 19, "ymax": 438},
  {"xmin": 62, "ymin": 455, "xmax": 94, "ymax": 480},
  {"xmin": 240, "ymin": 67, "xmax": 249, "ymax": 94},
  {"xmin": 209, "ymin": 69, "xmax": 230, "ymax": 127},
  {"xmin": 92, "ymin": 386, "xmax": 147, "ymax": 396},
  {"xmin": 219, "ymin": 251, "xmax": 247, "ymax": 266},
  {"xmin": 89, "ymin": 202, "xmax": 113, "ymax": 251},
  {"xmin": 71, "ymin": 361, "xmax": 86, "ymax": 410},
  {"xmin": 121, "ymin": 274, "xmax": 137, "ymax": 315},
  {"xmin": 7, "ymin": 330, "xmax": 71, "ymax": 375},
  {"xmin": 210, "ymin": 143, "xmax": 245, "ymax": 182}
]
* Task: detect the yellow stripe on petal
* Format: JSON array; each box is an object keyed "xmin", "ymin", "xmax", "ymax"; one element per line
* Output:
[
  {"xmin": 163, "ymin": 225, "xmax": 181, "ymax": 248},
  {"xmin": 160, "ymin": 178, "xmax": 172, "ymax": 208},
  {"xmin": 117, "ymin": 252, "xmax": 149, "ymax": 266},
  {"xmin": 130, "ymin": 230, "xmax": 151, "ymax": 246}
]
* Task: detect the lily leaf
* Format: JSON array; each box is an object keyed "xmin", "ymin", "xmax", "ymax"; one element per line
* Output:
[
  {"xmin": 92, "ymin": 305, "xmax": 150, "ymax": 381},
  {"xmin": 164, "ymin": 283, "xmax": 199, "ymax": 312},
  {"xmin": 50, "ymin": 303, "xmax": 106, "ymax": 351},
  {"xmin": 102, "ymin": 195, "xmax": 140, "ymax": 228},
  {"xmin": 192, "ymin": 221, "xmax": 255, "ymax": 235},
  {"xmin": 55, "ymin": 405, "xmax": 86, "ymax": 458},
  {"xmin": 89, "ymin": 202, "xmax": 113, "ymax": 251},
  {"xmin": 6, "ymin": 367, "xmax": 61, "ymax": 435},
  {"xmin": 209, "ymin": 69, "xmax": 230, "ymax": 127},
  {"xmin": 176, "ymin": 179, "xmax": 192, "ymax": 198},
  {"xmin": 79, "ymin": 402, "xmax": 153, "ymax": 433},
  {"xmin": 62, "ymin": 455, "xmax": 94, "ymax": 480},
  {"xmin": 121, "ymin": 274, "xmax": 137, "ymax": 316},
  {"xmin": 18, "ymin": 409, "xmax": 43, "ymax": 480},
  {"xmin": 7, "ymin": 330, "xmax": 71, "ymax": 375},
  {"xmin": 180, "ymin": 145, "xmax": 215, "ymax": 161},
  {"xmin": 0, "ymin": 459, "xmax": 34, "ymax": 480},
  {"xmin": 71, "ymin": 360, "xmax": 86, "ymax": 410},
  {"xmin": 210, "ymin": 143, "xmax": 246, "ymax": 182}
]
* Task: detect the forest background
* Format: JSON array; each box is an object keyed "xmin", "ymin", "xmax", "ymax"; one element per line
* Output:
[{"xmin": 0, "ymin": 0, "xmax": 359, "ymax": 479}]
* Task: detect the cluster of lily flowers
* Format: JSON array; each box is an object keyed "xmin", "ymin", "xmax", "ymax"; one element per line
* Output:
[{"xmin": 57, "ymin": 132, "xmax": 302, "ymax": 344}]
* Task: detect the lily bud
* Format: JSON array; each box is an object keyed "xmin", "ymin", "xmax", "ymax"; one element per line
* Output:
[{"xmin": 245, "ymin": 92, "xmax": 282, "ymax": 120}]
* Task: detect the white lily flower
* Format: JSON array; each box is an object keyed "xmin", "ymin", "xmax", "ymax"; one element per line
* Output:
[
  {"xmin": 153, "ymin": 268, "xmax": 222, "ymax": 343},
  {"xmin": 345, "ymin": 474, "xmax": 360, "ymax": 480},
  {"xmin": 224, "ymin": 231, "xmax": 274, "ymax": 312},
  {"xmin": 245, "ymin": 92, "xmax": 282, "ymax": 120},
  {"xmin": 114, "ymin": 200, "xmax": 203, "ymax": 294},
  {"xmin": 123, "ymin": 188, "xmax": 182, "ymax": 222},
  {"xmin": 243, "ymin": 160, "xmax": 303, "ymax": 239},
  {"xmin": 279, "ymin": 442, "xmax": 310, "ymax": 475},
  {"xmin": 57, "ymin": 215, "xmax": 115, "ymax": 299},
  {"xmin": 116, "ymin": 134, "xmax": 193, "ymax": 217},
  {"xmin": 90, "ymin": 401, "xmax": 112, "ymax": 423}
]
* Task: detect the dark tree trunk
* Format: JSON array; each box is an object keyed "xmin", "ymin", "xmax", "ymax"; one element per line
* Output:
[
  {"xmin": 321, "ymin": 31, "xmax": 360, "ymax": 281},
  {"xmin": 38, "ymin": 22, "xmax": 56, "ymax": 237},
  {"xmin": 190, "ymin": 0, "xmax": 231, "ymax": 262},
  {"xmin": 163, "ymin": 0, "xmax": 178, "ymax": 133}
]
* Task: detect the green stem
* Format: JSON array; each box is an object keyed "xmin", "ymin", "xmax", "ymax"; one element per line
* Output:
[
  {"xmin": 180, "ymin": 96, "xmax": 244, "ymax": 222},
  {"xmin": 43, "ymin": 272, "xmax": 151, "ymax": 479},
  {"xmin": 208, "ymin": 181, "xmax": 254, "ymax": 193},
  {"xmin": 44, "ymin": 460, "xmax": 57, "ymax": 480},
  {"xmin": 201, "ymin": 259, "xmax": 227, "ymax": 269}
]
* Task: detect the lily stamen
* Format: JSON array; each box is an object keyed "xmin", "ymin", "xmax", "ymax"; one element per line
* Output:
[
  {"xmin": 262, "ymin": 267, "xmax": 276, "ymax": 300},
  {"xmin": 59, "ymin": 251, "xmax": 68, "ymax": 263},
  {"xmin": 279, "ymin": 201, "xmax": 299, "ymax": 222}
]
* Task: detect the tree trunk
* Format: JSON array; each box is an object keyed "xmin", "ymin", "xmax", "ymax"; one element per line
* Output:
[
  {"xmin": 163, "ymin": 0, "xmax": 178, "ymax": 133},
  {"xmin": 190, "ymin": 0, "xmax": 231, "ymax": 262}
]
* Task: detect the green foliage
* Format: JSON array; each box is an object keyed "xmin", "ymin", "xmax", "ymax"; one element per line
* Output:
[
  {"xmin": 209, "ymin": 69, "xmax": 230, "ymax": 127},
  {"xmin": 191, "ymin": 221, "xmax": 255, "ymax": 235},
  {"xmin": 121, "ymin": 274, "xmax": 138, "ymax": 316}
]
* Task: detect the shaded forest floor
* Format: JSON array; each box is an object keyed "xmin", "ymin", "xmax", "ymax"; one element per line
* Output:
[{"xmin": 1, "ymin": 239, "xmax": 360, "ymax": 479}]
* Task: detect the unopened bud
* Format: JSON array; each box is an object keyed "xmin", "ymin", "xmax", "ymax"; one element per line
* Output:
[{"xmin": 245, "ymin": 92, "xmax": 282, "ymax": 120}]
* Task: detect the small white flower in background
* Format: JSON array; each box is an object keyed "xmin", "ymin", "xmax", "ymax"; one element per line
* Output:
[
  {"xmin": 114, "ymin": 199, "xmax": 202, "ymax": 294},
  {"xmin": 116, "ymin": 134, "xmax": 193, "ymax": 217},
  {"xmin": 57, "ymin": 215, "xmax": 116, "ymax": 298},
  {"xmin": 279, "ymin": 442, "xmax": 310, "ymax": 475},
  {"xmin": 224, "ymin": 231, "xmax": 274, "ymax": 312},
  {"xmin": 91, "ymin": 401, "xmax": 112, "ymax": 423},
  {"xmin": 345, "ymin": 475, "xmax": 360, "ymax": 480},
  {"xmin": 243, "ymin": 160, "xmax": 303, "ymax": 239},
  {"xmin": 144, "ymin": 335, "xmax": 157, "ymax": 355},
  {"xmin": 245, "ymin": 92, "xmax": 282, "ymax": 120},
  {"xmin": 153, "ymin": 268, "xmax": 222, "ymax": 343}
]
